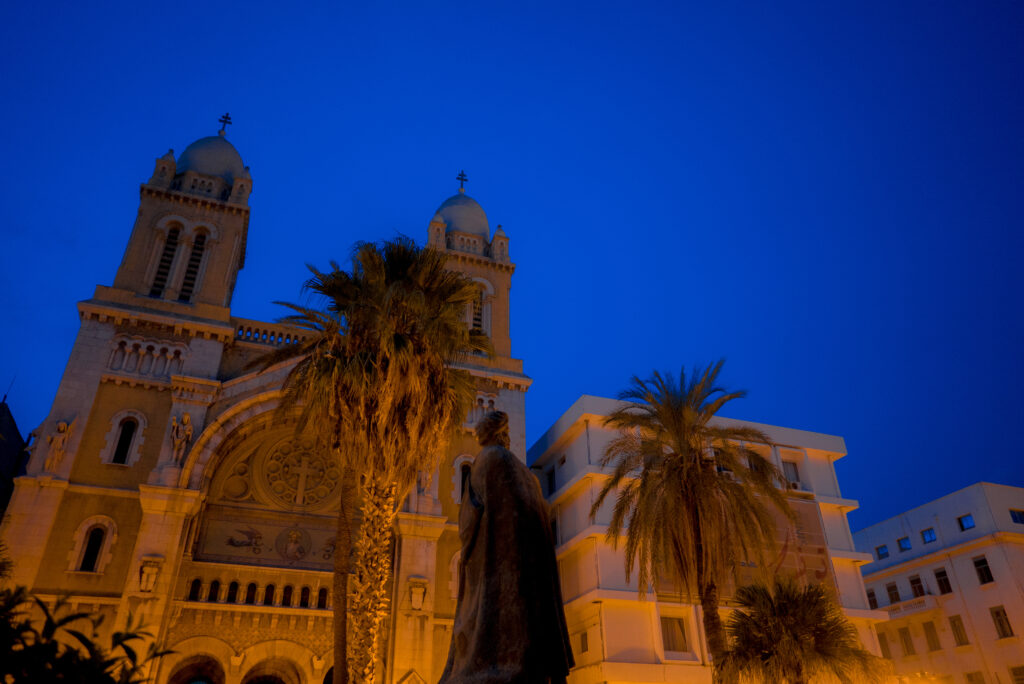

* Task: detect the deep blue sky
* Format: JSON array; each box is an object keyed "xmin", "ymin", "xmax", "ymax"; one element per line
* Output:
[{"xmin": 1, "ymin": 2, "xmax": 1021, "ymax": 529}]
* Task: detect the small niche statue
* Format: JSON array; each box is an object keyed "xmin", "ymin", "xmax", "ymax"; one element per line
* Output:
[
  {"xmin": 171, "ymin": 413, "xmax": 193, "ymax": 465},
  {"xmin": 439, "ymin": 411, "xmax": 574, "ymax": 684},
  {"xmin": 43, "ymin": 418, "xmax": 76, "ymax": 473}
]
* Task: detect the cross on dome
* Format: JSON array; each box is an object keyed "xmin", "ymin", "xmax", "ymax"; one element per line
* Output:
[
  {"xmin": 456, "ymin": 169, "xmax": 468, "ymax": 193},
  {"xmin": 218, "ymin": 112, "xmax": 232, "ymax": 136}
]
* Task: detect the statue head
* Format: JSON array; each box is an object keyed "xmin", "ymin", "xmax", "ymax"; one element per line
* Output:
[
  {"xmin": 475, "ymin": 411, "xmax": 510, "ymax": 449},
  {"xmin": 182, "ymin": 413, "xmax": 191, "ymax": 425},
  {"xmin": 56, "ymin": 421, "xmax": 68, "ymax": 433}
]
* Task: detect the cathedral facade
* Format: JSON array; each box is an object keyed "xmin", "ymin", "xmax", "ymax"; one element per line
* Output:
[{"xmin": 0, "ymin": 128, "xmax": 528, "ymax": 684}]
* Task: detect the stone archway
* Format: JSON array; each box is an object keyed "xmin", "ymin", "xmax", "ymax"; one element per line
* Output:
[
  {"xmin": 241, "ymin": 658, "xmax": 303, "ymax": 684},
  {"xmin": 166, "ymin": 654, "xmax": 226, "ymax": 684}
]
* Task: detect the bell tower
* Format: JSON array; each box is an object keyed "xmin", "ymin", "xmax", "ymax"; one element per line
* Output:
[{"xmin": 110, "ymin": 116, "xmax": 252, "ymax": 312}]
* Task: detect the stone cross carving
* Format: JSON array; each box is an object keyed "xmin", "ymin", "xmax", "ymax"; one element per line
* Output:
[
  {"xmin": 44, "ymin": 418, "xmax": 75, "ymax": 473},
  {"xmin": 171, "ymin": 413, "xmax": 193, "ymax": 465}
]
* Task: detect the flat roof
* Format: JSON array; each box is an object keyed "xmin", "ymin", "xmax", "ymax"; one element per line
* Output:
[{"xmin": 528, "ymin": 394, "xmax": 847, "ymax": 466}]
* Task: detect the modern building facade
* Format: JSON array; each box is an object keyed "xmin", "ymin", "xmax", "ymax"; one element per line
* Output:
[
  {"xmin": 852, "ymin": 483, "xmax": 1024, "ymax": 684},
  {"xmin": 528, "ymin": 394, "xmax": 886, "ymax": 684},
  {"xmin": 0, "ymin": 126, "xmax": 529, "ymax": 684}
]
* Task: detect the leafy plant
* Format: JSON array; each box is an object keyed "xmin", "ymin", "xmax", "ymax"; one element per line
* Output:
[{"xmin": 0, "ymin": 586, "xmax": 171, "ymax": 683}]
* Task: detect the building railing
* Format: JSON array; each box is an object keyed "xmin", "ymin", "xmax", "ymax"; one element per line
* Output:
[
  {"xmin": 886, "ymin": 594, "xmax": 938, "ymax": 617},
  {"xmin": 233, "ymin": 318, "xmax": 308, "ymax": 347}
]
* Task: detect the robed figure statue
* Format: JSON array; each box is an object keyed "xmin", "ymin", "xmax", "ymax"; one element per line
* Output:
[{"xmin": 439, "ymin": 411, "xmax": 574, "ymax": 684}]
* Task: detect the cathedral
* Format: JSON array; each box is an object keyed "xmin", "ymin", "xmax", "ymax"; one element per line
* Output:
[{"xmin": 0, "ymin": 124, "xmax": 529, "ymax": 684}]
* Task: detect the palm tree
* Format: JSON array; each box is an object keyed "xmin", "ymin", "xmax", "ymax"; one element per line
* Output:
[
  {"xmin": 590, "ymin": 360, "xmax": 793, "ymax": 681},
  {"xmin": 719, "ymin": 579, "xmax": 888, "ymax": 684},
  {"xmin": 256, "ymin": 238, "xmax": 487, "ymax": 684}
]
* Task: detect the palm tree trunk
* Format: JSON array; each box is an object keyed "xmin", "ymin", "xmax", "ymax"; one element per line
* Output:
[
  {"xmin": 348, "ymin": 477, "xmax": 397, "ymax": 684},
  {"xmin": 333, "ymin": 472, "xmax": 352, "ymax": 684},
  {"xmin": 700, "ymin": 579, "xmax": 728, "ymax": 682}
]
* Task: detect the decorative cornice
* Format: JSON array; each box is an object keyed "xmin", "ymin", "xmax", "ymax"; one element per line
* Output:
[
  {"xmin": 140, "ymin": 184, "xmax": 250, "ymax": 217},
  {"xmin": 171, "ymin": 375, "xmax": 222, "ymax": 405},
  {"xmin": 101, "ymin": 373, "xmax": 171, "ymax": 391},
  {"xmin": 79, "ymin": 300, "xmax": 236, "ymax": 343}
]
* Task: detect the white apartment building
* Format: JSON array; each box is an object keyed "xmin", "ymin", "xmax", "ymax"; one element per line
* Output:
[
  {"xmin": 852, "ymin": 483, "xmax": 1024, "ymax": 684},
  {"xmin": 528, "ymin": 394, "xmax": 885, "ymax": 684}
]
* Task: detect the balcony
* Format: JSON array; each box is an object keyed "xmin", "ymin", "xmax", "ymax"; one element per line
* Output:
[{"xmin": 886, "ymin": 594, "xmax": 939, "ymax": 618}]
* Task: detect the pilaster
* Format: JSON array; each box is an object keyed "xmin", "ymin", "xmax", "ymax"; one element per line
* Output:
[{"xmin": 0, "ymin": 476, "xmax": 69, "ymax": 588}]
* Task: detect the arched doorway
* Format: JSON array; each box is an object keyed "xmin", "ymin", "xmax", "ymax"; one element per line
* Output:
[
  {"xmin": 241, "ymin": 658, "xmax": 302, "ymax": 684},
  {"xmin": 167, "ymin": 655, "xmax": 226, "ymax": 684}
]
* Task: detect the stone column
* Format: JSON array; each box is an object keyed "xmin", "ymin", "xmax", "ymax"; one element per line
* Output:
[
  {"xmin": 115, "ymin": 485, "xmax": 201, "ymax": 662},
  {"xmin": 390, "ymin": 513, "xmax": 447, "ymax": 684}
]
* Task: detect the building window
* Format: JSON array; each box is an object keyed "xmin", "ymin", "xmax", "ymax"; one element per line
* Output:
[
  {"xmin": 958, "ymin": 514, "xmax": 975, "ymax": 531},
  {"xmin": 923, "ymin": 621, "xmax": 941, "ymax": 651},
  {"xmin": 991, "ymin": 606, "xmax": 1015, "ymax": 639},
  {"xmin": 100, "ymin": 410, "xmax": 147, "ymax": 466},
  {"xmin": 579, "ymin": 631, "xmax": 589, "ymax": 654},
  {"xmin": 207, "ymin": 580, "xmax": 220, "ymax": 602},
  {"xmin": 966, "ymin": 673, "xmax": 986, "ymax": 684},
  {"xmin": 898, "ymin": 627, "xmax": 915, "ymax": 656},
  {"xmin": 866, "ymin": 589, "xmax": 878, "ymax": 610},
  {"xmin": 317, "ymin": 588, "xmax": 328, "ymax": 609},
  {"xmin": 68, "ymin": 516, "xmax": 117, "ymax": 574},
  {"xmin": 782, "ymin": 460, "xmax": 800, "ymax": 488},
  {"xmin": 973, "ymin": 556, "xmax": 994, "ymax": 584},
  {"xmin": 225, "ymin": 581, "xmax": 239, "ymax": 603},
  {"xmin": 876, "ymin": 545, "xmax": 889, "ymax": 560},
  {"xmin": 886, "ymin": 582, "xmax": 901, "ymax": 604},
  {"xmin": 111, "ymin": 418, "xmax": 137, "ymax": 465},
  {"xmin": 187, "ymin": 579, "xmax": 202, "ymax": 601},
  {"xmin": 935, "ymin": 568, "xmax": 953, "ymax": 594},
  {"xmin": 451, "ymin": 454, "xmax": 475, "ymax": 504},
  {"xmin": 263, "ymin": 584, "xmax": 276, "ymax": 606},
  {"xmin": 1010, "ymin": 509, "xmax": 1024, "ymax": 525},
  {"xmin": 177, "ymin": 233, "xmax": 207, "ymax": 303},
  {"xmin": 300, "ymin": 586, "xmax": 311, "ymax": 608},
  {"xmin": 282, "ymin": 585, "xmax": 293, "ymax": 607},
  {"xmin": 896, "ymin": 536, "xmax": 910, "ymax": 552},
  {"xmin": 949, "ymin": 615, "xmax": 969, "ymax": 646},
  {"xmin": 471, "ymin": 289, "xmax": 484, "ymax": 332},
  {"xmin": 660, "ymin": 616, "xmax": 688, "ymax": 653},
  {"xmin": 909, "ymin": 575, "xmax": 925, "ymax": 598},
  {"xmin": 79, "ymin": 527, "xmax": 105, "ymax": 572},
  {"xmin": 149, "ymin": 226, "xmax": 180, "ymax": 297},
  {"xmin": 245, "ymin": 583, "xmax": 257, "ymax": 604},
  {"xmin": 921, "ymin": 527, "xmax": 936, "ymax": 544},
  {"xmin": 1009, "ymin": 665, "xmax": 1024, "ymax": 684},
  {"xmin": 877, "ymin": 631, "xmax": 892, "ymax": 659},
  {"xmin": 546, "ymin": 468, "xmax": 556, "ymax": 494}
]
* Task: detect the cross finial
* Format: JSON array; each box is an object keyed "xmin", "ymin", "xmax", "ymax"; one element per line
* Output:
[
  {"xmin": 456, "ymin": 170, "xmax": 468, "ymax": 193},
  {"xmin": 218, "ymin": 112, "xmax": 232, "ymax": 136}
]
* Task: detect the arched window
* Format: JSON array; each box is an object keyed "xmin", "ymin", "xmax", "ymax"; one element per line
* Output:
[
  {"xmin": 188, "ymin": 578, "xmax": 202, "ymax": 601},
  {"xmin": 299, "ymin": 586, "xmax": 310, "ymax": 608},
  {"xmin": 281, "ymin": 585, "xmax": 293, "ymax": 607},
  {"xmin": 263, "ymin": 584, "xmax": 276, "ymax": 606},
  {"xmin": 207, "ymin": 580, "xmax": 220, "ymax": 602},
  {"xmin": 451, "ymin": 454, "xmax": 475, "ymax": 504},
  {"xmin": 471, "ymin": 289, "xmax": 484, "ymax": 332},
  {"xmin": 245, "ymin": 583, "xmax": 257, "ymax": 604},
  {"xmin": 177, "ymin": 233, "xmax": 207, "ymax": 303},
  {"xmin": 149, "ymin": 227, "xmax": 180, "ymax": 298},
  {"xmin": 461, "ymin": 464, "xmax": 472, "ymax": 497},
  {"xmin": 317, "ymin": 588, "xmax": 328, "ymax": 609},
  {"xmin": 226, "ymin": 581, "xmax": 239, "ymax": 603},
  {"xmin": 111, "ymin": 418, "xmax": 137, "ymax": 465},
  {"xmin": 79, "ymin": 527, "xmax": 105, "ymax": 572}
]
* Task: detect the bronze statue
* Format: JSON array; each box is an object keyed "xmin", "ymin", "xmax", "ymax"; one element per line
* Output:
[{"xmin": 439, "ymin": 411, "xmax": 574, "ymax": 684}]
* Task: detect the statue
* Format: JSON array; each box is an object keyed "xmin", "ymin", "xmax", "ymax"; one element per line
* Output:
[
  {"xmin": 43, "ymin": 418, "xmax": 75, "ymax": 473},
  {"xmin": 171, "ymin": 413, "xmax": 193, "ymax": 465},
  {"xmin": 439, "ymin": 411, "xmax": 574, "ymax": 684}
]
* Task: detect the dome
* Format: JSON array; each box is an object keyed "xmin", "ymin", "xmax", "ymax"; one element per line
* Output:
[
  {"xmin": 177, "ymin": 134, "xmax": 246, "ymax": 184},
  {"xmin": 435, "ymin": 191, "xmax": 490, "ymax": 239}
]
